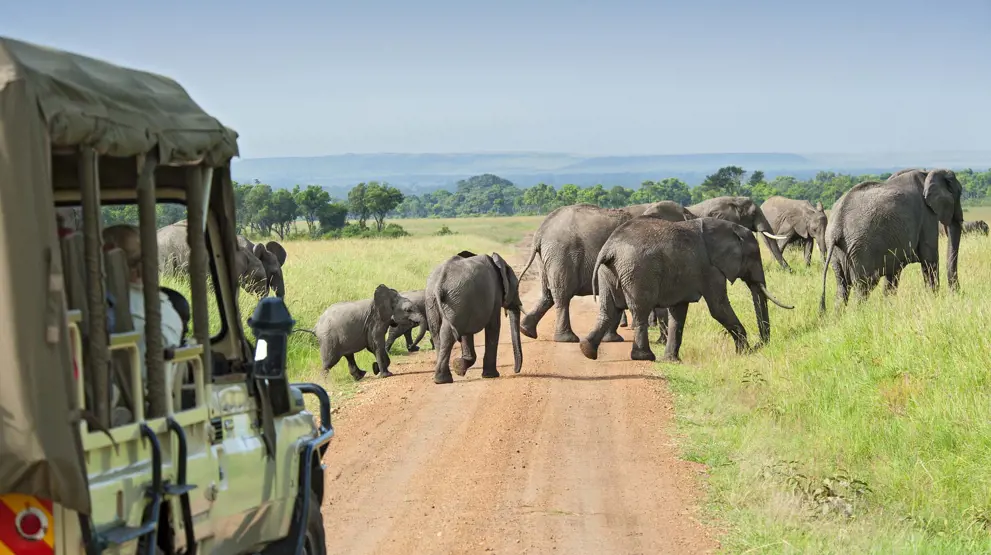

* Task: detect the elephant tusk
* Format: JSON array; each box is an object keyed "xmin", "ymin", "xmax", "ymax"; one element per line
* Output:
[
  {"xmin": 760, "ymin": 284, "xmax": 794, "ymax": 309},
  {"xmin": 761, "ymin": 231, "xmax": 790, "ymax": 241}
]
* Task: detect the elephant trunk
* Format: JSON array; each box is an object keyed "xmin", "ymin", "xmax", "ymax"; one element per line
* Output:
[
  {"xmin": 946, "ymin": 220, "xmax": 962, "ymax": 292},
  {"xmin": 755, "ymin": 212, "xmax": 791, "ymax": 271},
  {"xmin": 816, "ymin": 229, "xmax": 828, "ymax": 265},
  {"xmin": 749, "ymin": 283, "xmax": 771, "ymax": 345},
  {"xmin": 508, "ymin": 308, "xmax": 524, "ymax": 373}
]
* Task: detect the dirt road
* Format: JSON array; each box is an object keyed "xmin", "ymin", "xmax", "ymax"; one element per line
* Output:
[{"xmin": 321, "ymin": 237, "xmax": 719, "ymax": 554}]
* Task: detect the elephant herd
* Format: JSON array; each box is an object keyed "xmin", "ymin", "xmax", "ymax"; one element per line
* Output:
[{"xmin": 150, "ymin": 167, "xmax": 976, "ymax": 385}]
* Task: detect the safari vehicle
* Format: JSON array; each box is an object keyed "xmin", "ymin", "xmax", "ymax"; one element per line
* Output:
[{"xmin": 0, "ymin": 37, "xmax": 332, "ymax": 554}]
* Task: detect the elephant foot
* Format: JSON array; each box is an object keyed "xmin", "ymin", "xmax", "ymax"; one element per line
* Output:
[
  {"xmin": 653, "ymin": 333, "xmax": 668, "ymax": 344},
  {"xmin": 661, "ymin": 354, "xmax": 681, "ymax": 364},
  {"xmin": 603, "ymin": 331, "xmax": 624, "ymax": 343},
  {"xmin": 579, "ymin": 339, "xmax": 598, "ymax": 360},
  {"xmin": 372, "ymin": 362, "xmax": 380, "ymax": 375},
  {"xmin": 519, "ymin": 321, "xmax": 538, "ymax": 339},
  {"xmin": 554, "ymin": 330, "xmax": 580, "ymax": 343},
  {"xmin": 451, "ymin": 358, "xmax": 469, "ymax": 377},
  {"xmin": 350, "ymin": 369, "xmax": 367, "ymax": 381},
  {"xmin": 434, "ymin": 371, "xmax": 454, "ymax": 385},
  {"xmin": 619, "ymin": 321, "xmax": 629, "ymax": 328},
  {"xmin": 481, "ymin": 368, "xmax": 500, "ymax": 378},
  {"xmin": 378, "ymin": 368, "xmax": 395, "ymax": 378},
  {"xmin": 407, "ymin": 345, "xmax": 420, "ymax": 353},
  {"xmin": 630, "ymin": 347, "xmax": 656, "ymax": 362}
]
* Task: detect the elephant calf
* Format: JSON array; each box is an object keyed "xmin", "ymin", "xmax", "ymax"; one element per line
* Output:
[
  {"xmin": 385, "ymin": 289, "xmax": 430, "ymax": 352},
  {"xmin": 426, "ymin": 250, "xmax": 524, "ymax": 384},
  {"xmin": 580, "ymin": 217, "xmax": 794, "ymax": 363},
  {"xmin": 315, "ymin": 285, "xmax": 421, "ymax": 380}
]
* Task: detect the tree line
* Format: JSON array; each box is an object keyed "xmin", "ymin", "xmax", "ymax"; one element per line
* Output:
[{"xmin": 99, "ymin": 166, "xmax": 991, "ymax": 236}]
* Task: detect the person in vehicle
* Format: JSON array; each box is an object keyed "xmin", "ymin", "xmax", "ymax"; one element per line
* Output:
[{"xmin": 102, "ymin": 224, "xmax": 184, "ymax": 396}]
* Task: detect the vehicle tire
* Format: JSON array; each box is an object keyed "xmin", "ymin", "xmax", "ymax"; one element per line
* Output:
[
  {"xmin": 262, "ymin": 489, "xmax": 325, "ymax": 555},
  {"xmin": 301, "ymin": 490, "xmax": 326, "ymax": 555}
]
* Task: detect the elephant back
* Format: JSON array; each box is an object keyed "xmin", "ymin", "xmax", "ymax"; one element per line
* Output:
[{"xmin": 157, "ymin": 220, "xmax": 190, "ymax": 275}]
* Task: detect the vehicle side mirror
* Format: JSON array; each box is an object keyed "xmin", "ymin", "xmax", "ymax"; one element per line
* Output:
[{"xmin": 247, "ymin": 296, "xmax": 294, "ymax": 416}]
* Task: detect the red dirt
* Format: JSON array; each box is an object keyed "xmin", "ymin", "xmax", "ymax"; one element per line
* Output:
[{"xmin": 320, "ymin": 235, "xmax": 719, "ymax": 554}]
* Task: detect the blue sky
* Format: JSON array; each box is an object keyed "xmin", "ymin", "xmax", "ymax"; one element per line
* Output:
[{"xmin": 3, "ymin": 0, "xmax": 990, "ymax": 158}]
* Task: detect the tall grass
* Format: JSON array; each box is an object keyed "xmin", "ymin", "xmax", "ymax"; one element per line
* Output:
[{"xmin": 665, "ymin": 232, "xmax": 991, "ymax": 553}]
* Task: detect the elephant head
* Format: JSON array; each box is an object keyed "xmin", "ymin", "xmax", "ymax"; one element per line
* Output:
[
  {"xmin": 690, "ymin": 196, "xmax": 792, "ymax": 271},
  {"xmin": 702, "ymin": 219, "xmax": 794, "ymax": 346},
  {"xmin": 489, "ymin": 252, "xmax": 524, "ymax": 374},
  {"xmin": 792, "ymin": 201, "xmax": 829, "ymax": 263},
  {"xmin": 252, "ymin": 241, "xmax": 288, "ymax": 298},
  {"xmin": 374, "ymin": 284, "xmax": 421, "ymax": 329},
  {"xmin": 235, "ymin": 247, "xmax": 269, "ymax": 297},
  {"xmin": 922, "ymin": 169, "xmax": 964, "ymax": 290}
]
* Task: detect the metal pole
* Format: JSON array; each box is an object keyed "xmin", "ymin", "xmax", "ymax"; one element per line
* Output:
[
  {"xmin": 186, "ymin": 165, "xmax": 212, "ymax": 376},
  {"xmin": 137, "ymin": 152, "xmax": 166, "ymax": 418},
  {"xmin": 78, "ymin": 148, "xmax": 110, "ymax": 427}
]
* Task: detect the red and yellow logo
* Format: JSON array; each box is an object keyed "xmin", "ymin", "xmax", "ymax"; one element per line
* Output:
[{"xmin": 0, "ymin": 495, "xmax": 54, "ymax": 554}]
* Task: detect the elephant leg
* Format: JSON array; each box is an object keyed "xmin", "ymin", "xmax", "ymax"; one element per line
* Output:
[
  {"xmin": 853, "ymin": 274, "xmax": 881, "ymax": 304},
  {"xmin": 883, "ymin": 267, "xmax": 903, "ymax": 296},
  {"xmin": 344, "ymin": 354, "xmax": 366, "ymax": 381},
  {"xmin": 661, "ymin": 303, "xmax": 688, "ymax": 362},
  {"xmin": 481, "ymin": 314, "xmax": 501, "ymax": 378},
  {"xmin": 321, "ymin": 351, "xmax": 342, "ymax": 376},
  {"xmin": 653, "ymin": 307, "xmax": 669, "ymax": 344},
  {"xmin": 832, "ymin": 254, "xmax": 851, "ymax": 308},
  {"xmin": 803, "ymin": 240, "xmax": 814, "ymax": 267},
  {"xmin": 628, "ymin": 306, "xmax": 656, "ymax": 362},
  {"xmin": 553, "ymin": 293, "xmax": 580, "ymax": 343},
  {"xmin": 579, "ymin": 285, "xmax": 623, "ymax": 360},
  {"xmin": 452, "ymin": 334, "xmax": 476, "ymax": 377},
  {"xmin": 619, "ymin": 311, "xmax": 629, "ymax": 328},
  {"xmin": 385, "ymin": 325, "xmax": 402, "ymax": 352},
  {"xmin": 433, "ymin": 322, "xmax": 458, "ymax": 384},
  {"xmin": 703, "ymin": 285, "xmax": 749, "ymax": 354},
  {"xmin": 520, "ymin": 280, "xmax": 554, "ymax": 339},
  {"xmin": 403, "ymin": 328, "xmax": 419, "ymax": 352}
]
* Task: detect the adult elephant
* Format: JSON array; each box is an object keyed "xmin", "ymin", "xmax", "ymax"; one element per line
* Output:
[
  {"xmin": 623, "ymin": 200, "xmax": 696, "ymax": 221},
  {"xmin": 580, "ymin": 217, "xmax": 794, "ymax": 362},
  {"xmin": 425, "ymin": 250, "xmax": 524, "ymax": 384},
  {"xmin": 158, "ymin": 221, "xmax": 289, "ymax": 298},
  {"xmin": 760, "ymin": 196, "xmax": 828, "ymax": 267},
  {"xmin": 688, "ymin": 196, "xmax": 792, "ymax": 271},
  {"xmin": 941, "ymin": 220, "xmax": 988, "ymax": 236},
  {"xmin": 518, "ymin": 204, "xmax": 634, "ymax": 343},
  {"xmin": 819, "ymin": 168, "xmax": 963, "ymax": 312}
]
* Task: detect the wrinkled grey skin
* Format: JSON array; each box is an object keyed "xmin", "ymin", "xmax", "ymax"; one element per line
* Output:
[
  {"xmin": 517, "ymin": 204, "xmax": 633, "ymax": 343},
  {"xmin": 688, "ymin": 196, "xmax": 792, "ymax": 271},
  {"xmin": 385, "ymin": 289, "xmax": 430, "ymax": 352},
  {"xmin": 426, "ymin": 250, "xmax": 524, "ymax": 384},
  {"xmin": 942, "ymin": 220, "xmax": 988, "ymax": 236},
  {"xmin": 157, "ymin": 222, "xmax": 288, "ymax": 298},
  {"xmin": 580, "ymin": 217, "xmax": 794, "ymax": 363},
  {"xmin": 820, "ymin": 169, "xmax": 963, "ymax": 312},
  {"xmin": 760, "ymin": 196, "xmax": 829, "ymax": 267},
  {"xmin": 315, "ymin": 284, "xmax": 421, "ymax": 381}
]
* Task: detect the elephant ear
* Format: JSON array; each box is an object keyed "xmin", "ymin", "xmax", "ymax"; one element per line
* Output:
[
  {"xmin": 373, "ymin": 284, "xmax": 394, "ymax": 323},
  {"xmin": 456, "ymin": 250, "xmax": 476, "ymax": 258},
  {"xmin": 701, "ymin": 220, "xmax": 744, "ymax": 284},
  {"xmin": 265, "ymin": 241, "xmax": 288, "ymax": 266},
  {"xmin": 489, "ymin": 252, "xmax": 518, "ymax": 308},
  {"xmin": 815, "ymin": 201, "xmax": 824, "ymax": 212},
  {"xmin": 682, "ymin": 208, "xmax": 697, "ymax": 221},
  {"xmin": 793, "ymin": 212, "xmax": 810, "ymax": 238},
  {"xmin": 923, "ymin": 169, "xmax": 964, "ymax": 226}
]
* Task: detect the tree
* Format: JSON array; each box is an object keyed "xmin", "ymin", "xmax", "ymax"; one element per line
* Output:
[
  {"xmin": 318, "ymin": 202, "xmax": 349, "ymax": 231},
  {"xmin": 269, "ymin": 189, "xmax": 298, "ymax": 240},
  {"xmin": 348, "ymin": 183, "xmax": 371, "ymax": 228},
  {"xmin": 364, "ymin": 182, "xmax": 405, "ymax": 231},
  {"xmin": 694, "ymin": 166, "xmax": 747, "ymax": 202},
  {"xmin": 244, "ymin": 184, "xmax": 275, "ymax": 235},
  {"xmin": 748, "ymin": 170, "xmax": 765, "ymax": 188},
  {"xmin": 294, "ymin": 184, "xmax": 332, "ymax": 233}
]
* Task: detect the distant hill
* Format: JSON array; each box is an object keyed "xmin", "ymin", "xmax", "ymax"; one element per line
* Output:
[{"xmin": 231, "ymin": 150, "xmax": 991, "ymax": 197}]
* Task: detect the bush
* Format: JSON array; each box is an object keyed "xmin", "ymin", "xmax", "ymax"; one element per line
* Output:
[
  {"xmin": 321, "ymin": 223, "xmax": 410, "ymax": 240},
  {"xmin": 435, "ymin": 225, "xmax": 455, "ymax": 236}
]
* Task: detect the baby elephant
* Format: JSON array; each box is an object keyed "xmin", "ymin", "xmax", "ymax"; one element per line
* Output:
[
  {"xmin": 315, "ymin": 284, "xmax": 421, "ymax": 380},
  {"xmin": 385, "ymin": 289, "xmax": 430, "ymax": 353},
  {"xmin": 580, "ymin": 217, "xmax": 794, "ymax": 363},
  {"xmin": 426, "ymin": 250, "xmax": 524, "ymax": 384}
]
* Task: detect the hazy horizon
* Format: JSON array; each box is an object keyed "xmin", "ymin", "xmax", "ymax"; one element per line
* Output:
[{"xmin": 5, "ymin": 0, "xmax": 990, "ymax": 159}]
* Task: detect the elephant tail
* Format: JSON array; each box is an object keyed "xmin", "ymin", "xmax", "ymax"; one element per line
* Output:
[
  {"xmin": 291, "ymin": 328, "xmax": 318, "ymax": 337},
  {"xmin": 517, "ymin": 239, "xmax": 541, "ymax": 282},
  {"xmin": 819, "ymin": 243, "xmax": 835, "ymax": 315},
  {"xmin": 591, "ymin": 248, "xmax": 614, "ymax": 302},
  {"xmin": 434, "ymin": 287, "xmax": 461, "ymax": 338}
]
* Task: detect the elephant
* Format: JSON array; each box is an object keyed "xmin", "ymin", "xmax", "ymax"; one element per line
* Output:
[
  {"xmin": 623, "ymin": 201, "xmax": 696, "ymax": 221},
  {"xmin": 941, "ymin": 220, "xmax": 988, "ymax": 236},
  {"xmin": 517, "ymin": 204, "xmax": 635, "ymax": 343},
  {"xmin": 760, "ymin": 196, "xmax": 829, "ymax": 267},
  {"xmin": 819, "ymin": 168, "xmax": 963, "ymax": 312},
  {"xmin": 688, "ymin": 196, "xmax": 792, "ymax": 271},
  {"xmin": 158, "ymin": 222, "xmax": 289, "ymax": 298},
  {"xmin": 385, "ymin": 289, "xmax": 430, "ymax": 352},
  {"xmin": 579, "ymin": 217, "xmax": 794, "ymax": 363},
  {"xmin": 314, "ymin": 284, "xmax": 421, "ymax": 381},
  {"xmin": 425, "ymin": 250, "xmax": 523, "ymax": 384}
]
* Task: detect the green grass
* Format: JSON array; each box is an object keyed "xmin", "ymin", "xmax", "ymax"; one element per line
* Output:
[
  {"xmin": 391, "ymin": 215, "xmax": 543, "ymax": 244},
  {"xmin": 665, "ymin": 232, "xmax": 991, "ymax": 553}
]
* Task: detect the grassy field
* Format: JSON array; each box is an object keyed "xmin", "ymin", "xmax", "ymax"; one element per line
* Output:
[{"xmin": 173, "ymin": 209, "xmax": 991, "ymax": 552}]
